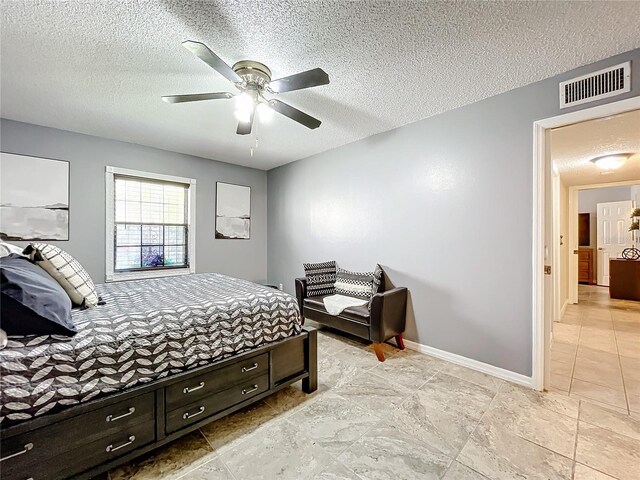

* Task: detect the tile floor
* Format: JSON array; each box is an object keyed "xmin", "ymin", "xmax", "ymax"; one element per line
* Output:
[
  {"xmin": 109, "ymin": 313, "xmax": 640, "ymax": 480},
  {"xmin": 550, "ymin": 285, "xmax": 640, "ymax": 416}
]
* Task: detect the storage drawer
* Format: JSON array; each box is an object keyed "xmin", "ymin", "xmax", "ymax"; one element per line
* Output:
[
  {"xmin": 165, "ymin": 353, "xmax": 269, "ymax": 410},
  {"xmin": 0, "ymin": 392, "xmax": 154, "ymax": 475},
  {"xmin": 166, "ymin": 373, "xmax": 269, "ymax": 434},
  {"xmin": 1, "ymin": 414, "xmax": 155, "ymax": 480}
]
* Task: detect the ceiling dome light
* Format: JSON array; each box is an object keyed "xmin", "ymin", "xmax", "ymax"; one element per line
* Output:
[{"xmin": 590, "ymin": 153, "xmax": 630, "ymax": 171}]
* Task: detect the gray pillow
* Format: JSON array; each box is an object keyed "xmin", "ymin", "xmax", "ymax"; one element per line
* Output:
[
  {"xmin": 0, "ymin": 254, "xmax": 75, "ymax": 336},
  {"xmin": 0, "ymin": 240, "xmax": 24, "ymax": 258}
]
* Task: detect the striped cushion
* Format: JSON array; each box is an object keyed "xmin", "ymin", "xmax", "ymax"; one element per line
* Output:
[
  {"xmin": 368, "ymin": 264, "xmax": 385, "ymax": 310},
  {"xmin": 303, "ymin": 261, "xmax": 336, "ymax": 296},
  {"xmin": 372, "ymin": 264, "xmax": 384, "ymax": 295},
  {"xmin": 334, "ymin": 267, "xmax": 375, "ymax": 299},
  {"xmin": 25, "ymin": 243, "xmax": 99, "ymax": 308}
]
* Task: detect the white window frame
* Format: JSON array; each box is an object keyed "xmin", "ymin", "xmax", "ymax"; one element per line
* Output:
[{"xmin": 105, "ymin": 166, "xmax": 196, "ymax": 282}]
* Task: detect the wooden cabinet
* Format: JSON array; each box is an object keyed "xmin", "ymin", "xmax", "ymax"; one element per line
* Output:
[
  {"xmin": 578, "ymin": 213, "xmax": 590, "ymax": 247},
  {"xmin": 610, "ymin": 259, "xmax": 640, "ymax": 301},
  {"xmin": 578, "ymin": 247, "xmax": 594, "ymax": 285}
]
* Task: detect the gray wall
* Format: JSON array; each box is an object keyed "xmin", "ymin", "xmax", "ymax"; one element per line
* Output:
[
  {"xmin": 267, "ymin": 48, "xmax": 640, "ymax": 377},
  {"xmin": 0, "ymin": 119, "xmax": 268, "ymax": 283}
]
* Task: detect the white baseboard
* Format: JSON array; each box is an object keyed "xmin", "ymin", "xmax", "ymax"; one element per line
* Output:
[
  {"xmin": 403, "ymin": 339, "xmax": 533, "ymax": 388},
  {"xmin": 560, "ymin": 300, "xmax": 569, "ymax": 318}
]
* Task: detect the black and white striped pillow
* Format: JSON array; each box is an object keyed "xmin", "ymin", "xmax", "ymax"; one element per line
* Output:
[
  {"xmin": 303, "ymin": 260, "xmax": 336, "ymax": 297},
  {"xmin": 369, "ymin": 264, "xmax": 385, "ymax": 310},
  {"xmin": 24, "ymin": 243, "xmax": 100, "ymax": 308},
  {"xmin": 372, "ymin": 264, "xmax": 384, "ymax": 295},
  {"xmin": 334, "ymin": 267, "xmax": 375, "ymax": 299}
]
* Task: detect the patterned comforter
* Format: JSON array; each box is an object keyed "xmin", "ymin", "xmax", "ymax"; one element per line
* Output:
[{"xmin": 0, "ymin": 273, "xmax": 301, "ymax": 426}]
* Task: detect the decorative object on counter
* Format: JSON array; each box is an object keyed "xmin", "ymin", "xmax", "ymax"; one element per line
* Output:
[
  {"xmin": 215, "ymin": 182, "xmax": 251, "ymax": 239},
  {"xmin": 625, "ymin": 207, "xmax": 640, "ymax": 260},
  {"xmin": 0, "ymin": 152, "xmax": 69, "ymax": 241}
]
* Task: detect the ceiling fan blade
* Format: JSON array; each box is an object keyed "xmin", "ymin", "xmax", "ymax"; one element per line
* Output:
[
  {"xmin": 270, "ymin": 100, "xmax": 321, "ymax": 129},
  {"xmin": 162, "ymin": 92, "xmax": 234, "ymax": 104},
  {"xmin": 236, "ymin": 110, "xmax": 255, "ymax": 135},
  {"xmin": 269, "ymin": 68, "xmax": 329, "ymax": 93},
  {"xmin": 182, "ymin": 40, "xmax": 241, "ymax": 83}
]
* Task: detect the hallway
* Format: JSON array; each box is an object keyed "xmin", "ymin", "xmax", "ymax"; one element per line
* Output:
[{"xmin": 551, "ymin": 285, "xmax": 639, "ymax": 415}]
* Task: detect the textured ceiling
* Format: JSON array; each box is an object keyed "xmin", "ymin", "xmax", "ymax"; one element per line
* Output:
[
  {"xmin": 2, "ymin": 1, "xmax": 640, "ymax": 170},
  {"xmin": 551, "ymin": 109, "xmax": 640, "ymax": 187}
]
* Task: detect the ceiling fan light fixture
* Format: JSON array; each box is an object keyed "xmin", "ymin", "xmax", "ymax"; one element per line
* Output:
[
  {"xmin": 256, "ymin": 102, "xmax": 274, "ymax": 123},
  {"xmin": 164, "ymin": 41, "xmax": 329, "ymax": 136},
  {"xmin": 590, "ymin": 153, "xmax": 630, "ymax": 171},
  {"xmin": 234, "ymin": 91, "xmax": 255, "ymax": 123},
  {"xmin": 234, "ymin": 109, "xmax": 252, "ymax": 123}
]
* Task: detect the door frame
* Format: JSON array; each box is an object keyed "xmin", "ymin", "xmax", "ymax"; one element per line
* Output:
[
  {"xmin": 531, "ymin": 96, "xmax": 640, "ymax": 391},
  {"xmin": 569, "ymin": 182, "xmax": 638, "ymax": 293},
  {"xmin": 552, "ymin": 166, "xmax": 561, "ymax": 324}
]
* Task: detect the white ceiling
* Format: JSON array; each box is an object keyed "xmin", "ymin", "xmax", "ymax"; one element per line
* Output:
[
  {"xmin": 2, "ymin": 1, "xmax": 640, "ymax": 170},
  {"xmin": 551, "ymin": 109, "xmax": 640, "ymax": 187}
]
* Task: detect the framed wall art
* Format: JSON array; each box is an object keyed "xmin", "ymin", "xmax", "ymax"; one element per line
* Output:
[
  {"xmin": 215, "ymin": 182, "xmax": 250, "ymax": 240},
  {"xmin": 0, "ymin": 152, "xmax": 70, "ymax": 241}
]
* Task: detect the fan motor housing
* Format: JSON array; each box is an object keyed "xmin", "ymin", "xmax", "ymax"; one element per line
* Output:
[{"xmin": 233, "ymin": 60, "xmax": 272, "ymax": 86}]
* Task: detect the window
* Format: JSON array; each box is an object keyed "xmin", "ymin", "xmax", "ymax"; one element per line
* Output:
[{"xmin": 106, "ymin": 167, "xmax": 196, "ymax": 282}]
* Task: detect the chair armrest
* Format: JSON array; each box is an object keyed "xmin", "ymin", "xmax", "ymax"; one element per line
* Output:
[
  {"xmin": 295, "ymin": 278, "xmax": 308, "ymax": 319},
  {"xmin": 369, "ymin": 287, "xmax": 407, "ymax": 343}
]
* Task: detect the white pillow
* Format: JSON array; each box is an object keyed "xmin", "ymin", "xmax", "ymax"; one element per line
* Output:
[
  {"xmin": 25, "ymin": 243, "xmax": 99, "ymax": 308},
  {"xmin": 0, "ymin": 240, "xmax": 25, "ymax": 257}
]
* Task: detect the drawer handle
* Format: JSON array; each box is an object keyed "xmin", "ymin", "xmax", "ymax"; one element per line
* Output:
[
  {"xmin": 183, "ymin": 406, "xmax": 205, "ymax": 420},
  {"xmin": 183, "ymin": 381, "xmax": 205, "ymax": 394},
  {"xmin": 106, "ymin": 406, "xmax": 135, "ymax": 422},
  {"xmin": 241, "ymin": 362, "xmax": 259, "ymax": 373},
  {"xmin": 106, "ymin": 435, "xmax": 135, "ymax": 453},
  {"xmin": 242, "ymin": 384, "xmax": 259, "ymax": 395},
  {"xmin": 0, "ymin": 442, "xmax": 33, "ymax": 463}
]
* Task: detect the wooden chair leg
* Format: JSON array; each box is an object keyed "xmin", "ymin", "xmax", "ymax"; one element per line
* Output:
[
  {"xmin": 373, "ymin": 343, "xmax": 385, "ymax": 362},
  {"xmin": 395, "ymin": 334, "xmax": 405, "ymax": 350}
]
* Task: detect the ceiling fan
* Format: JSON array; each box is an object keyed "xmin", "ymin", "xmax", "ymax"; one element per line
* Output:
[{"xmin": 162, "ymin": 41, "xmax": 329, "ymax": 135}]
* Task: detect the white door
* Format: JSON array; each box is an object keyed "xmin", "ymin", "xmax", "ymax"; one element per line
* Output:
[{"xmin": 597, "ymin": 200, "xmax": 633, "ymax": 286}]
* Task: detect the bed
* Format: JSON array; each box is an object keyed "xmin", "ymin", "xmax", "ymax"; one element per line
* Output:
[{"xmin": 0, "ymin": 273, "xmax": 317, "ymax": 480}]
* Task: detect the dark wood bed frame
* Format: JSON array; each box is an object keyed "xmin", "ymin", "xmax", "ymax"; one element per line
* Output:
[{"xmin": 0, "ymin": 327, "xmax": 317, "ymax": 480}]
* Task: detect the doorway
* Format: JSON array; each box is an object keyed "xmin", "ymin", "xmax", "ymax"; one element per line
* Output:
[
  {"xmin": 531, "ymin": 96, "xmax": 640, "ymax": 396},
  {"xmin": 596, "ymin": 199, "xmax": 634, "ymax": 286}
]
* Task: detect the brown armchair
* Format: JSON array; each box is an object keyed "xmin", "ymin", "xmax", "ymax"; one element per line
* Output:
[{"xmin": 295, "ymin": 275, "xmax": 407, "ymax": 361}]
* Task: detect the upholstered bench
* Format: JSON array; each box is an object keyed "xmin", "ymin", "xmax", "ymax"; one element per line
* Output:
[{"xmin": 295, "ymin": 265, "xmax": 407, "ymax": 361}]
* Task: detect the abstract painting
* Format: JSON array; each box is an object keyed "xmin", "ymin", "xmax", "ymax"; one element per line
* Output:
[
  {"xmin": 0, "ymin": 152, "xmax": 69, "ymax": 241},
  {"xmin": 215, "ymin": 182, "xmax": 250, "ymax": 239}
]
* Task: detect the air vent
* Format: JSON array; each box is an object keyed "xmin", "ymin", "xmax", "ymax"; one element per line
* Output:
[{"xmin": 559, "ymin": 62, "xmax": 630, "ymax": 109}]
